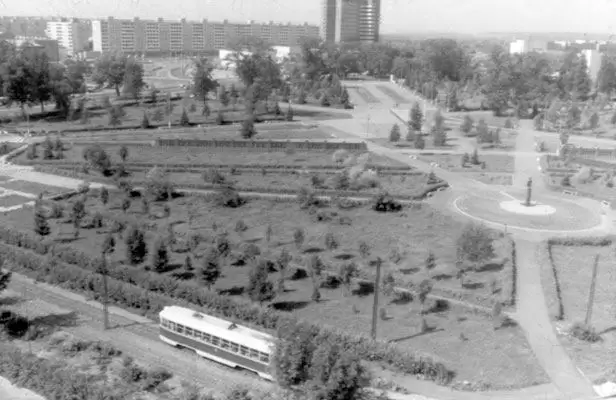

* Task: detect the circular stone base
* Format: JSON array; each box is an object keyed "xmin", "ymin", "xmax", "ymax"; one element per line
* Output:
[{"xmin": 499, "ymin": 200, "xmax": 556, "ymax": 216}]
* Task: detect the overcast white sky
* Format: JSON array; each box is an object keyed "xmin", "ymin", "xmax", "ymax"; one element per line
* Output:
[{"xmin": 2, "ymin": 0, "xmax": 616, "ymax": 34}]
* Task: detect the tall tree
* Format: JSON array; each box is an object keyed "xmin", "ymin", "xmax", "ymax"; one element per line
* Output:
[
  {"xmin": 92, "ymin": 52, "xmax": 127, "ymax": 97},
  {"xmin": 573, "ymin": 54, "xmax": 592, "ymax": 101},
  {"xmin": 192, "ymin": 58, "xmax": 218, "ymax": 109},
  {"xmin": 122, "ymin": 58, "xmax": 145, "ymax": 100},
  {"xmin": 29, "ymin": 52, "xmax": 52, "ymax": 112}
]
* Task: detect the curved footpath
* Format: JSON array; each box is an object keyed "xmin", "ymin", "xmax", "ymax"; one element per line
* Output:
[{"xmin": 0, "ymin": 82, "xmax": 612, "ymax": 400}]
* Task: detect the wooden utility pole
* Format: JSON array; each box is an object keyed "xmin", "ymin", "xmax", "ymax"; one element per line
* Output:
[
  {"xmin": 101, "ymin": 254, "xmax": 110, "ymax": 330},
  {"xmin": 585, "ymin": 254, "xmax": 600, "ymax": 326},
  {"xmin": 371, "ymin": 257, "xmax": 382, "ymax": 340}
]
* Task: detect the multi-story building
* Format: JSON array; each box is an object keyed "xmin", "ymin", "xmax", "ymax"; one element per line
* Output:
[
  {"xmin": 91, "ymin": 17, "xmax": 319, "ymax": 54},
  {"xmin": 509, "ymin": 37, "xmax": 548, "ymax": 54},
  {"xmin": 2, "ymin": 35, "xmax": 60, "ymax": 61},
  {"xmin": 321, "ymin": 0, "xmax": 380, "ymax": 44},
  {"xmin": 45, "ymin": 19, "xmax": 90, "ymax": 55}
]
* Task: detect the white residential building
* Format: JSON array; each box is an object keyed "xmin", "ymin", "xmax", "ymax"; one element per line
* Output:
[
  {"xmin": 45, "ymin": 20, "xmax": 89, "ymax": 54},
  {"xmin": 582, "ymin": 45, "xmax": 603, "ymax": 83}
]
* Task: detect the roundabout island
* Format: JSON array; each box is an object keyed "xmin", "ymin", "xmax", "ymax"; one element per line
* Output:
[{"xmin": 454, "ymin": 184, "xmax": 605, "ymax": 233}]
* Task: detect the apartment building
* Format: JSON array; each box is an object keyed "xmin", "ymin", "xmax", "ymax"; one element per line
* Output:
[
  {"xmin": 321, "ymin": 0, "xmax": 380, "ymax": 44},
  {"xmin": 91, "ymin": 17, "xmax": 319, "ymax": 54},
  {"xmin": 45, "ymin": 19, "xmax": 90, "ymax": 54}
]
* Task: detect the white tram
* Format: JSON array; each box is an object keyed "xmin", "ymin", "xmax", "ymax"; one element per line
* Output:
[{"xmin": 158, "ymin": 306, "xmax": 274, "ymax": 380}]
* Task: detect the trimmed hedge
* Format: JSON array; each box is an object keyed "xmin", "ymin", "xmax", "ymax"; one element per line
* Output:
[
  {"xmin": 155, "ymin": 138, "xmax": 368, "ymax": 151},
  {"xmin": 0, "ymin": 227, "xmax": 454, "ymax": 385}
]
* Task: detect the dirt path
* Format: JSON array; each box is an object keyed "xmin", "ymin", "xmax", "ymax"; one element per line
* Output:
[{"xmin": 4, "ymin": 273, "xmax": 271, "ymax": 395}]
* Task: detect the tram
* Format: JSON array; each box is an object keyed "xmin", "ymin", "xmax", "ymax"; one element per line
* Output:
[{"xmin": 158, "ymin": 306, "xmax": 274, "ymax": 380}]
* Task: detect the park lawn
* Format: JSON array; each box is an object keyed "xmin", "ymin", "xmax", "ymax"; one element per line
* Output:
[
  {"xmin": 0, "ymin": 193, "xmax": 544, "ymax": 389},
  {"xmin": 347, "ymin": 86, "xmax": 380, "ymax": 104},
  {"xmin": 448, "ymin": 111, "xmax": 517, "ymax": 129},
  {"xmin": 546, "ymin": 245, "xmax": 616, "ymax": 384},
  {"xmin": 122, "ymin": 169, "xmax": 433, "ymax": 198},
  {"xmin": 417, "ymin": 153, "xmax": 515, "ymax": 173},
  {"xmin": 375, "ymin": 85, "xmax": 409, "ymax": 104},
  {"xmin": 0, "ymin": 194, "xmax": 33, "ymax": 208},
  {"xmin": 0, "ymin": 180, "xmax": 67, "ymax": 196},
  {"xmin": 466, "ymin": 173, "xmax": 513, "ymax": 186},
  {"xmin": 17, "ymin": 145, "xmax": 407, "ymax": 168}
]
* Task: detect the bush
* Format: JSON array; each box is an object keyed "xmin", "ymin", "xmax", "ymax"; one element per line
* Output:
[
  {"xmin": 215, "ymin": 185, "xmax": 244, "ymax": 208},
  {"xmin": 372, "ymin": 191, "xmax": 402, "ymax": 213},
  {"xmin": 389, "ymin": 124, "xmax": 401, "ymax": 142},
  {"xmin": 569, "ymin": 322, "xmax": 602, "ymax": 343}
]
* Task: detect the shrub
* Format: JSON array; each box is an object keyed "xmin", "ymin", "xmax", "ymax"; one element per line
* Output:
[
  {"xmin": 151, "ymin": 237, "xmax": 169, "ymax": 273},
  {"xmin": 372, "ymin": 191, "xmax": 402, "ymax": 213},
  {"xmin": 198, "ymin": 248, "xmax": 221, "ymax": 289},
  {"xmin": 332, "ymin": 149, "xmax": 349, "ymax": 164},
  {"xmin": 144, "ymin": 166, "xmax": 174, "ymax": 201},
  {"xmin": 569, "ymin": 322, "xmax": 602, "ymax": 343},
  {"xmin": 240, "ymin": 115, "xmax": 257, "ymax": 139},
  {"xmin": 214, "ymin": 185, "xmax": 244, "ymax": 208},
  {"xmin": 324, "ymin": 232, "xmax": 339, "ymax": 250},
  {"xmin": 456, "ymin": 223, "xmax": 494, "ymax": 266},
  {"xmin": 389, "ymin": 124, "xmax": 401, "ymax": 142},
  {"xmin": 247, "ymin": 259, "xmax": 275, "ymax": 304},
  {"xmin": 202, "ymin": 168, "xmax": 226, "ymax": 185},
  {"xmin": 180, "ymin": 109, "xmax": 190, "ymax": 126},
  {"xmin": 141, "ymin": 111, "xmax": 151, "ymax": 129}
]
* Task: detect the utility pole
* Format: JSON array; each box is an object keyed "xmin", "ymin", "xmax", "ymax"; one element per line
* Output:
[
  {"xmin": 585, "ymin": 254, "xmax": 600, "ymax": 326},
  {"xmin": 371, "ymin": 257, "xmax": 382, "ymax": 340},
  {"xmin": 101, "ymin": 254, "xmax": 110, "ymax": 330}
]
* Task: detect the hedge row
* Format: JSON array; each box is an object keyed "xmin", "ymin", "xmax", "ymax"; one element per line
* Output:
[
  {"xmin": 0, "ymin": 228, "xmax": 454, "ymax": 384},
  {"xmin": 544, "ymin": 236, "xmax": 614, "ymax": 320},
  {"xmin": 22, "ymin": 159, "xmax": 414, "ymax": 172},
  {"xmin": 155, "ymin": 138, "xmax": 368, "ymax": 152}
]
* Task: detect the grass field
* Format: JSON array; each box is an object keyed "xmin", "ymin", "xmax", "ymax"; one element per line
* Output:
[
  {"xmin": 16, "ymin": 145, "xmax": 407, "ymax": 169},
  {"xmin": 348, "ymin": 87, "xmax": 380, "ymax": 104},
  {"xmin": 0, "ymin": 180, "xmax": 66, "ymax": 196},
  {"xmin": 0, "ymin": 194, "xmax": 33, "ymax": 208},
  {"xmin": 375, "ymin": 85, "xmax": 409, "ymax": 104},
  {"xmin": 544, "ymin": 245, "xmax": 616, "ymax": 383},
  {"xmin": 0, "ymin": 191, "xmax": 545, "ymax": 389},
  {"xmin": 417, "ymin": 154, "xmax": 515, "ymax": 173}
]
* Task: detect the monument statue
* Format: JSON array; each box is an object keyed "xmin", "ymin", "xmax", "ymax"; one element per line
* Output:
[{"xmin": 525, "ymin": 177, "xmax": 533, "ymax": 206}]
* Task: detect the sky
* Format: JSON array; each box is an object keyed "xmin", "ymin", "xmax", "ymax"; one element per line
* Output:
[{"xmin": 1, "ymin": 0, "xmax": 616, "ymax": 34}]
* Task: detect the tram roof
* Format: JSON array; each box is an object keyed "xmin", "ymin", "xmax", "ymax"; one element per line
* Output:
[{"xmin": 159, "ymin": 306, "xmax": 274, "ymax": 352}]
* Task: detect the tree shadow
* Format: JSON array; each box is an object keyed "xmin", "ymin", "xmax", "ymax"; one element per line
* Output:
[
  {"xmin": 495, "ymin": 317, "xmax": 518, "ymax": 330},
  {"xmin": 171, "ymin": 271, "xmax": 194, "ymax": 280},
  {"xmin": 431, "ymin": 273, "xmax": 452, "ymax": 281},
  {"xmin": 289, "ymin": 268, "xmax": 308, "ymax": 280},
  {"xmin": 399, "ymin": 267, "xmax": 419, "ymax": 275},
  {"xmin": 303, "ymin": 247, "xmax": 324, "ymax": 254},
  {"xmin": 333, "ymin": 253, "xmax": 355, "ymax": 261},
  {"xmin": 352, "ymin": 281, "xmax": 374, "ymax": 297},
  {"xmin": 462, "ymin": 281, "xmax": 484, "ymax": 290},
  {"xmin": 271, "ymin": 301, "xmax": 310, "ymax": 312},
  {"xmin": 389, "ymin": 327, "xmax": 445, "ymax": 343},
  {"xmin": 30, "ymin": 311, "xmax": 79, "ymax": 329},
  {"xmin": 424, "ymin": 299, "xmax": 450, "ymax": 314},
  {"xmin": 475, "ymin": 262, "xmax": 504, "ymax": 273},
  {"xmin": 599, "ymin": 326, "xmax": 616, "ymax": 335},
  {"xmin": 218, "ymin": 286, "xmax": 245, "ymax": 296},
  {"xmin": 108, "ymin": 320, "xmax": 156, "ymax": 331}
]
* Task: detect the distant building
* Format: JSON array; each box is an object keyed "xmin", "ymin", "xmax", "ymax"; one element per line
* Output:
[
  {"xmin": 321, "ymin": 0, "xmax": 380, "ymax": 44},
  {"xmin": 3, "ymin": 35, "xmax": 60, "ymax": 61},
  {"xmin": 509, "ymin": 37, "xmax": 548, "ymax": 54},
  {"xmin": 92, "ymin": 17, "xmax": 318, "ymax": 54},
  {"xmin": 45, "ymin": 19, "xmax": 91, "ymax": 55},
  {"xmin": 582, "ymin": 45, "xmax": 603, "ymax": 84}
]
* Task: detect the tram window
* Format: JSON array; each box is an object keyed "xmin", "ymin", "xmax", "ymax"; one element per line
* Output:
[
  {"xmin": 230, "ymin": 343, "xmax": 239, "ymax": 353},
  {"xmin": 203, "ymin": 333, "xmax": 211, "ymax": 342},
  {"xmin": 194, "ymin": 331, "xmax": 202, "ymax": 340},
  {"xmin": 221, "ymin": 339, "xmax": 230, "ymax": 349},
  {"xmin": 160, "ymin": 319, "xmax": 167, "ymax": 327},
  {"xmin": 211, "ymin": 336, "xmax": 220, "ymax": 346},
  {"xmin": 239, "ymin": 346, "xmax": 249, "ymax": 356},
  {"xmin": 185, "ymin": 327, "xmax": 193, "ymax": 336},
  {"xmin": 176, "ymin": 324, "xmax": 185, "ymax": 334},
  {"xmin": 259, "ymin": 353, "xmax": 270, "ymax": 363},
  {"xmin": 168, "ymin": 322, "xmax": 176, "ymax": 330},
  {"xmin": 249, "ymin": 349, "xmax": 259, "ymax": 359}
]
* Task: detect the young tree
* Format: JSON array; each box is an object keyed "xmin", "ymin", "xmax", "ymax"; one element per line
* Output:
[
  {"xmin": 293, "ymin": 228, "xmax": 305, "ymax": 250},
  {"xmin": 432, "ymin": 126, "xmax": 447, "ymax": 147},
  {"xmin": 99, "ymin": 187, "xmax": 109, "ymax": 206},
  {"xmin": 99, "ymin": 232, "xmax": 116, "ymax": 329},
  {"xmin": 34, "ymin": 206, "xmax": 50, "ymax": 237},
  {"xmin": 414, "ymin": 133, "xmax": 425, "ymax": 149},
  {"xmin": 121, "ymin": 197, "xmax": 131, "ymax": 214},
  {"xmin": 198, "ymin": 248, "xmax": 221, "ymax": 289},
  {"xmin": 152, "ymin": 108, "xmax": 164, "ymax": 123},
  {"xmin": 125, "ymin": 225, "xmax": 148, "ymax": 265},
  {"xmin": 589, "ymin": 112, "xmax": 600, "ymax": 132},
  {"xmin": 409, "ymin": 101, "xmax": 423, "ymax": 132},
  {"xmin": 108, "ymin": 106, "xmax": 122, "ymax": 127},
  {"xmin": 118, "ymin": 145, "xmax": 129, "ymax": 163},
  {"xmin": 180, "ymin": 108, "xmax": 190, "ymax": 126},
  {"xmin": 425, "ymin": 251, "xmax": 436, "ymax": 271},
  {"xmin": 240, "ymin": 115, "xmax": 257, "ymax": 139},
  {"xmin": 276, "ymin": 248, "xmax": 291, "ymax": 292},
  {"xmin": 202, "ymin": 101, "xmax": 211, "ymax": 117},
  {"xmin": 218, "ymin": 85, "xmax": 230, "ymax": 107},
  {"xmin": 418, "ymin": 279, "xmax": 433, "ymax": 313},
  {"xmin": 389, "ymin": 124, "xmax": 401, "ymax": 142},
  {"xmin": 285, "ymin": 105, "xmax": 293, "ymax": 121},
  {"xmin": 192, "ymin": 59, "xmax": 218, "ymax": 109},
  {"xmin": 71, "ymin": 198, "xmax": 86, "ymax": 238},
  {"xmin": 246, "ymin": 259, "xmax": 275, "ymax": 305},
  {"xmin": 460, "ymin": 115, "xmax": 473, "ymax": 135},
  {"xmin": 151, "ymin": 237, "xmax": 169, "ymax": 273},
  {"xmin": 319, "ymin": 351, "xmax": 369, "ymax": 400},
  {"xmin": 184, "ymin": 255, "xmax": 194, "ymax": 272},
  {"xmin": 216, "ymin": 109, "xmax": 225, "ymax": 125},
  {"xmin": 189, "ymin": 103, "xmax": 197, "ymax": 113},
  {"xmin": 140, "ymin": 111, "xmax": 150, "ymax": 129}
]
